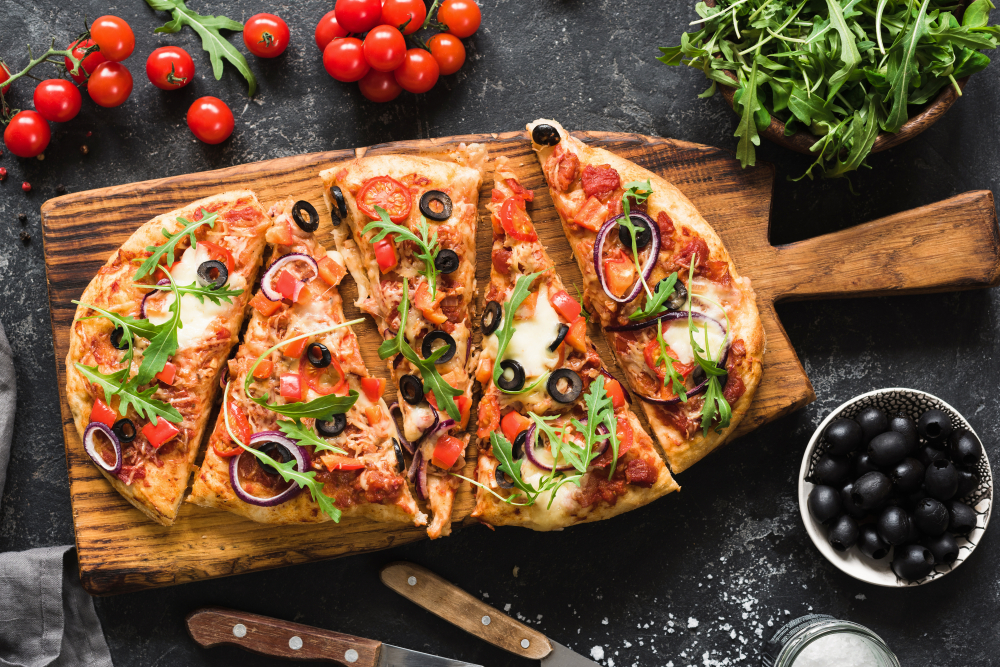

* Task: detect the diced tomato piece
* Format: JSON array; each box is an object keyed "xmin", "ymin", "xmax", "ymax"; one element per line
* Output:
[
  {"xmin": 415, "ymin": 281, "xmax": 448, "ymax": 325},
  {"xmin": 475, "ymin": 358, "xmax": 493, "ymax": 384},
  {"xmin": 152, "ymin": 259, "xmax": 182, "ymax": 282},
  {"xmin": 154, "ymin": 362, "xmax": 177, "ymax": 386},
  {"xmin": 491, "ymin": 188, "xmax": 505, "ymax": 204},
  {"xmin": 280, "ymin": 372, "xmax": 303, "ymax": 402},
  {"xmin": 373, "ymin": 238, "xmax": 398, "ymax": 272},
  {"xmin": 365, "ymin": 405, "xmax": 382, "ymax": 425},
  {"xmin": 142, "ymin": 419, "xmax": 180, "ymax": 449},
  {"xmin": 317, "ymin": 255, "xmax": 346, "ymax": 286},
  {"xmin": 515, "ymin": 291, "xmax": 538, "ymax": 320},
  {"xmin": 266, "ymin": 215, "xmax": 296, "ymax": 245},
  {"xmin": 500, "ymin": 197, "xmax": 538, "ymax": 242},
  {"xmin": 506, "ymin": 178, "xmax": 534, "ymax": 201},
  {"xmin": 198, "ymin": 241, "xmax": 236, "ymax": 275},
  {"xmin": 580, "ymin": 164, "xmax": 621, "ymax": 200},
  {"xmin": 572, "ymin": 196, "xmax": 608, "ymax": 232},
  {"xmin": 456, "ymin": 395, "xmax": 472, "ymax": 430},
  {"xmin": 615, "ymin": 414, "xmax": 634, "ymax": 458},
  {"xmin": 606, "ymin": 378, "xmax": 626, "ymax": 410},
  {"xmin": 226, "ymin": 399, "xmax": 252, "ymax": 448},
  {"xmin": 90, "ymin": 398, "xmax": 117, "ymax": 428},
  {"xmin": 565, "ymin": 317, "xmax": 587, "ymax": 353},
  {"xmin": 431, "ymin": 434, "xmax": 464, "ymax": 469},
  {"xmin": 549, "ymin": 289, "xmax": 582, "ymax": 322},
  {"xmin": 500, "ymin": 410, "xmax": 532, "ymax": 442},
  {"xmin": 361, "ymin": 377, "xmax": 386, "ymax": 402},
  {"xmin": 250, "ymin": 292, "xmax": 283, "ymax": 316},
  {"xmin": 282, "ymin": 336, "xmax": 309, "ymax": 358},
  {"xmin": 252, "ymin": 359, "xmax": 273, "ymax": 380},
  {"xmin": 321, "ymin": 453, "xmax": 366, "ymax": 470},
  {"xmin": 275, "ymin": 269, "xmax": 301, "ymax": 301},
  {"xmin": 603, "ymin": 251, "xmax": 636, "ymax": 298}
]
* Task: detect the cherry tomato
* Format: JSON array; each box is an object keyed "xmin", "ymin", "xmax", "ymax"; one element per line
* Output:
[
  {"xmin": 427, "ymin": 33, "xmax": 466, "ymax": 75},
  {"xmin": 357, "ymin": 176, "xmax": 411, "ymax": 221},
  {"xmin": 323, "ymin": 37, "xmax": 370, "ymax": 82},
  {"xmin": 315, "ymin": 11, "xmax": 349, "ymax": 50},
  {"xmin": 0, "ymin": 62, "xmax": 12, "ymax": 95},
  {"xmin": 33, "ymin": 80, "xmax": 81, "ymax": 123},
  {"xmin": 500, "ymin": 197, "xmax": 538, "ymax": 242},
  {"xmin": 187, "ymin": 96, "xmax": 235, "ymax": 144},
  {"xmin": 146, "ymin": 46, "xmax": 195, "ymax": 90},
  {"xmin": 358, "ymin": 68, "xmax": 403, "ymax": 102},
  {"xmin": 87, "ymin": 61, "xmax": 133, "ymax": 108},
  {"xmin": 4, "ymin": 111, "xmax": 51, "ymax": 158},
  {"xmin": 381, "ymin": 0, "xmax": 427, "ymax": 35},
  {"xmin": 244, "ymin": 14, "xmax": 290, "ymax": 58},
  {"xmin": 334, "ymin": 0, "xmax": 383, "ymax": 33},
  {"xmin": 363, "ymin": 25, "xmax": 406, "ymax": 72},
  {"xmin": 65, "ymin": 38, "xmax": 107, "ymax": 84},
  {"xmin": 437, "ymin": 0, "xmax": 481, "ymax": 38},
  {"xmin": 90, "ymin": 15, "xmax": 135, "ymax": 62},
  {"xmin": 394, "ymin": 48, "xmax": 439, "ymax": 93}
]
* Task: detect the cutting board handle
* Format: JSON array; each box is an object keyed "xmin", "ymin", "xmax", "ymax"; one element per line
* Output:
[
  {"xmin": 380, "ymin": 561, "xmax": 553, "ymax": 660},
  {"xmin": 768, "ymin": 190, "xmax": 1000, "ymax": 301},
  {"xmin": 186, "ymin": 607, "xmax": 381, "ymax": 665}
]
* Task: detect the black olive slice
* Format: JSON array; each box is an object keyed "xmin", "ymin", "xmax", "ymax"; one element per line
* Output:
[
  {"xmin": 258, "ymin": 441, "xmax": 293, "ymax": 476},
  {"xmin": 292, "ymin": 200, "xmax": 320, "ymax": 233},
  {"xmin": 434, "ymin": 248, "xmax": 460, "ymax": 274},
  {"xmin": 512, "ymin": 429, "xmax": 528, "ymax": 459},
  {"xmin": 497, "ymin": 360, "xmax": 526, "ymax": 392},
  {"xmin": 306, "ymin": 342, "xmax": 332, "ymax": 368},
  {"xmin": 393, "ymin": 438, "xmax": 405, "ymax": 473},
  {"xmin": 548, "ymin": 369, "xmax": 583, "ymax": 403},
  {"xmin": 481, "ymin": 300, "xmax": 502, "ymax": 336},
  {"xmin": 419, "ymin": 190, "xmax": 453, "ymax": 221},
  {"xmin": 329, "ymin": 186, "xmax": 347, "ymax": 225},
  {"xmin": 113, "ymin": 418, "xmax": 136, "ymax": 443},
  {"xmin": 666, "ymin": 280, "xmax": 688, "ymax": 311},
  {"xmin": 531, "ymin": 123, "xmax": 561, "ymax": 147},
  {"xmin": 495, "ymin": 467, "xmax": 514, "ymax": 489},
  {"xmin": 421, "ymin": 330, "xmax": 456, "ymax": 364},
  {"xmin": 548, "ymin": 324, "xmax": 569, "ymax": 352},
  {"xmin": 316, "ymin": 413, "xmax": 346, "ymax": 437},
  {"xmin": 618, "ymin": 215, "xmax": 652, "ymax": 251},
  {"xmin": 110, "ymin": 326, "xmax": 129, "ymax": 351},
  {"xmin": 196, "ymin": 259, "xmax": 229, "ymax": 290},
  {"xmin": 399, "ymin": 374, "xmax": 424, "ymax": 405}
]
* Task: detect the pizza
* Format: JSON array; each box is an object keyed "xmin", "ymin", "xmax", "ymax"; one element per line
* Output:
[
  {"xmin": 187, "ymin": 198, "xmax": 425, "ymax": 526},
  {"xmin": 319, "ymin": 145, "xmax": 486, "ymax": 538},
  {"xmin": 470, "ymin": 157, "xmax": 678, "ymax": 531},
  {"xmin": 66, "ymin": 191, "xmax": 271, "ymax": 525},
  {"xmin": 527, "ymin": 119, "xmax": 766, "ymax": 473}
]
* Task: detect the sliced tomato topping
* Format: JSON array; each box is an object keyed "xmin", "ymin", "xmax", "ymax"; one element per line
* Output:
[
  {"xmin": 152, "ymin": 258, "xmax": 182, "ymax": 283},
  {"xmin": 605, "ymin": 378, "xmax": 626, "ymax": 410},
  {"xmin": 357, "ymin": 175, "xmax": 412, "ymax": 222},
  {"xmin": 500, "ymin": 410, "xmax": 532, "ymax": 443},
  {"xmin": 431, "ymin": 434, "xmax": 464, "ymax": 469},
  {"xmin": 572, "ymin": 195, "xmax": 608, "ymax": 232},
  {"xmin": 565, "ymin": 317, "xmax": 587, "ymax": 353},
  {"xmin": 252, "ymin": 359, "xmax": 273, "ymax": 380},
  {"xmin": 455, "ymin": 395, "xmax": 472, "ymax": 430},
  {"xmin": 373, "ymin": 238, "xmax": 398, "ymax": 272},
  {"xmin": 250, "ymin": 292, "xmax": 283, "ymax": 317},
  {"xmin": 142, "ymin": 419, "xmax": 179, "ymax": 449},
  {"xmin": 282, "ymin": 336, "xmax": 309, "ymax": 358},
  {"xmin": 279, "ymin": 372, "xmax": 303, "ymax": 402},
  {"xmin": 500, "ymin": 197, "xmax": 538, "ymax": 242},
  {"xmin": 90, "ymin": 398, "xmax": 117, "ymax": 428},
  {"xmin": 155, "ymin": 361, "xmax": 177, "ymax": 386},
  {"xmin": 549, "ymin": 289, "xmax": 581, "ymax": 322},
  {"xmin": 491, "ymin": 188, "xmax": 505, "ymax": 204},
  {"xmin": 321, "ymin": 453, "xmax": 366, "ymax": 470},
  {"xmin": 361, "ymin": 376, "xmax": 386, "ymax": 402},
  {"xmin": 198, "ymin": 240, "xmax": 236, "ymax": 274},
  {"xmin": 317, "ymin": 255, "xmax": 346, "ymax": 286},
  {"xmin": 299, "ymin": 356, "xmax": 348, "ymax": 396},
  {"xmin": 505, "ymin": 178, "xmax": 534, "ymax": 201},
  {"xmin": 616, "ymin": 415, "xmax": 634, "ymax": 458}
]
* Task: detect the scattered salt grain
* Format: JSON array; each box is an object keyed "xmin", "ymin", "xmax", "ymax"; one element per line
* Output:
[
  {"xmin": 623, "ymin": 640, "xmax": 632, "ymax": 648},
  {"xmin": 513, "ymin": 566, "xmax": 519, "ymax": 577},
  {"xmin": 688, "ymin": 617, "xmax": 699, "ymax": 629},
  {"xmin": 504, "ymin": 604, "xmax": 511, "ymax": 612},
  {"xmin": 855, "ymin": 594, "xmax": 867, "ymax": 600},
  {"xmin": 591, "ymin": 646, "xmax": 605, "ymax": 660},
  {"xmin": 602, "ymin": 618, "xmax": 609, "ymax": 625}
]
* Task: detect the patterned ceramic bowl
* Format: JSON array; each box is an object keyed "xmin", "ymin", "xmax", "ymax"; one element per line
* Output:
[{"xmin": 799, "ymin": 388, "xmax": 992, "ymax": 587}]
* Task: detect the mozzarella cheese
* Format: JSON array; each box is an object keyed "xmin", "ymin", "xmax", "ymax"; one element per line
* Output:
[
  {"xmin": 146, "ymin": 244, "xmax": 245, "ymax": 349},
  {"xmin": 517, "ymin": 462, "xmax": 580, "ymax": 531},
  {"xmin": 661, "ymin": 317, "xmax": 726, "ymax": 366},
  {"xmin": 493, "ymin": 283, "xmax": 562, "ymax": 379}
]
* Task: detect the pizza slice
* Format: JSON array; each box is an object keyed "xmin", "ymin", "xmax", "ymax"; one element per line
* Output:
[
  {"xmin": 187, "ymin": 198, "xmax": 425, "ymax": 526},
  {"xmin": 469, "ymin": 158, "xmax": 678, "ymax": 531},
  {"xmin": 319, "ymin": 146, "xmax": 486, "ymax": 538},
  {"xmin": 527, "ymin": 119, "xmax": 766, "ymax": 474},
  {"xmin": 66, "ymin": 191, "xmax": 271, "ymax": 525}
]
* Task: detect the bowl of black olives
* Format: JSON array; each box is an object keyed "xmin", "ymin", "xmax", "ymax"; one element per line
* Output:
[{"xmin": 799, "ymin": 388, "xmax": 992, "ymax": 586}]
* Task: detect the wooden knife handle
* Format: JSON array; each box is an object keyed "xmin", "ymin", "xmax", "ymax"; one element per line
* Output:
[
  {"xmin": 186, "ymin": 607, "xmax": 381, "ymax": 666},
  {"xmin": 380, "ymin": 562, "xmax": 552, "ymax": 660}
]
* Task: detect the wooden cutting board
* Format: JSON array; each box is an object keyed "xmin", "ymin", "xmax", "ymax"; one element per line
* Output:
[{"xmin": 40, "ymin": 130, "xmax": 1000, "ymax": 595}]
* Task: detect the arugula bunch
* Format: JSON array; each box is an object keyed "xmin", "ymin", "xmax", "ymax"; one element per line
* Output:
[
  {"xmin": 659, "ymin": 0, "xmax": 1000, "ymax": 179},
  {"xmin": 685, "ymin": 261, "xmax": 733, "ymax": 435},
  {"xmin": 363, "ymin": 206, "xmax": 443, "ymax": 298},
  {"xmin": 653, "ymin": 319, "xmax": 690, "ymax": 402},
  {"xmin": 134, "ymin": 209, "xmax": 218, "ymax": 281},
  {"xmin": 377, "ymin": 278, "xmax": 463, "ymax": 421}
]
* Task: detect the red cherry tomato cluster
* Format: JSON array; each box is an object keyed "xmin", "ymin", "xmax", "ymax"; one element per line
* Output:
[{"xmin": 319, "ymin": 0, "xmax": 481, "ymax": 103}]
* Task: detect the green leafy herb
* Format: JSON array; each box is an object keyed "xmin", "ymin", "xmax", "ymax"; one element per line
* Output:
[
  {"xmin": 629, "ymin": 272, "xmax": 678, "ymax": 321},
  {"xmin": 134, "ymin": 209, "xmax": 218, "ymax": 281},
  {"xmin": 376, "ymin": 278, "xmax": 462, "ymax": 421},
  {"xmin": 686, "ymin": 261, "xmax": 732, "ymax": 435},
  {"xmin": 571, "ymin": 375, "xmax": 619, "ymax": 478},
  {"xmin": 276, "ymin": 419, "xmax": 348, "ymax": 456},
  {"xmin": 145, "ymin": 0, "xmax": 257, "ymax": 96},
  {"xmin": 654, "ymin": 320, "xmax": 689, "ymax": 402},
  {"xmin": 134, "ymin": 271, "xmax": 182, "ymax": 387},
  {"xmin": 140, "ymin": 281, "xmax": 243, "ymax": 306},
  {"xmin": 617, "ymin": 181, "xmax": 655, "ymax": 299},
  {"xmin": 489, "ymin": 272, "xmax": 542, "ymax": 389},
  {"xmin": 572, "ymin": 284, "xmax": 591, "ymax": 321},
  {"xmin": 74, "ymin": 364, "xmax": 182, "ymax": 425},
  {"xmin": 73, "ymin": 301, "xmax": 163, "ymax": 386},
  {"xmin": 363, "ymin": 206, "xmax": 441, "ymax": 298}
]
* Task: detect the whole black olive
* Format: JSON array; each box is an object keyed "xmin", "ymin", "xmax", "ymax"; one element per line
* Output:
[
  {"xmin": 913, "ymin": 497, "xmax": 949, "ymax": 537},
  {"xmin": 853, "ymin": 452, "xmax": 880, "ymax": 478},
  {"xmin": 890, "ymin": 457, "xmax": 925, "ymax": 494},
  {"xmin": 481, "ymin": 300, "xmax": 502, "ymax": 336},
  {"xmin": 419, "ymin": 190, "xmax": 453, "ymax": 221},
  {"xmin": 918, "ymin": 409, "xmax": 953, "ymax": 443},
  {"xmin": 112, "ymin": 418, "xmax": 136, "ymax": 443},
  {"xmin": 888, "ymin": 414, "xmax": 919, "ymax": 453},
  {"xmin": 434, "ymin": 248, "xmax": 460, "ymax": 274},
  {"xmin": 825, "ymin": 417, "xmax": 864, "ymax": 455},
  {"xmin": 807, "ymin": 485, "xmax": 842, "ymax": 524},
  {"xmin": 892, "ymin": 544, "xmax": 936, "ymax": 581},
  {"xmin": 839, "ymin": 482, "xmax": 867, "ymax": 519},
  {"xmin": 421, "ymin": 330, "xmax": 456, "ymax": 364},
  {"xmin": 257, "ymin": 441, "xmax": 293, "ymax": 476},
  {"xmin": 955, "ymin": 468, "xmax": 979, "ymax": 498},
  {"xmin": 392, "ymin": 438, "xmax": 405, "ymax": 473},
  {"xmin": 924, "ymin": 532, "xmax": 959, "ymax": 565},
  {"xmin": 617, "ymin": 215, "xmax": 652, "ymax": 251},
  {"xmin": 916, "ymin": 444, "xmax": 948, "ymax": 469},
  {"xmin": 306, "ymin": 342, "xmax": 332, "ymax": 368},
  {"xmin": 877, "ymin": 506, "xmax": 911, "ymax": 546},
  {"xmin": 531, "ymin": 123, "xmax": 561, "ymax": 146},
  {"xmin": 852, "ymin": 471, "xmax": 892, "ymax": 510},
  {"xmin": 948, "ymin": 500, "xmax": 977, "ymax": 535},
  {"xmin": 854, "ymin": 407, "xmax": 888, "ymax": 445},
  {"xmin": 110, "ymin": 325, "xmax": 130, "ymax": 351},
  {"xmin": 292, "ymin": 200, "xmax": 320, "ymax": 233},
  {"xmin": 868, "ymin": 431, "xmax": 909, "ymax": 468},
  {"xmin": 197, "ymin": 259, "xmax": 229, "ymax": 289},
  {"xmin": 329, "ymin": 186, "xmax": 347, "ymax": 224},
  {"xmin": 495, "ymin": 467, "xmax": 514, "ymax": 489},
  {"xmin": 949, "ymin": 429, "xmax": 982, "ymax": 466},
  {"xmin": 497, "ymin": 360, "xmax": 526, "ymax": 392},
  {"xmin": 548, "ymin": 324, "xmax": 569, "ymax": 352},
  {"xmin": 512, "ymin": 429, "xmax": 528, "ymax": 459},
  {"xmin": 665, "ymin": 280, "xmax": 688, "ymax": 311},
  {"xmin": 316, "ymin": 413, "xmax": 346, "ymax": 437},
  {"xmin": 547, "ymin": 369, "xmax": 583, "ymax": 404},
  {"xmin": 857, "ymin": 524, "xmax": 889, "ymax": 560},
  {"xmin": 925, "ymin": 459, "xmax": 959, "ymax": 501},
  {"xmin": 828, "ymin": 514, "xmax": 859, "ymax": 552},
  {"xmin": 399, "ymin": 374, "xmax": 424, "ymax": 405},
  {"xmin": 812, "ymin": 454, "xmax": 850, "ymax": 486}
]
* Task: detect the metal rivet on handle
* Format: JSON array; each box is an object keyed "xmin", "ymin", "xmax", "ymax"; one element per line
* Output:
[
  {"xmin": 482, "ymin": 615, "xmax": 491, "ymax": 626},
  {"xmin": 232, "ymin": 624, "xmax": 246, "ymax": 638},
  {"xmin": 521, "ymin": 639, "xmax": 530, "ymax": 649},
  {"xmin": 407, "ymin": 576, "xmax": 417, "ymax": 586},
  {"xmin": 289, "ymin": 636, "xmax": 303, "ymax": 650},
  {"xmin": 345, "ymin": 649, "xmax": 359, "ymax": 663}
]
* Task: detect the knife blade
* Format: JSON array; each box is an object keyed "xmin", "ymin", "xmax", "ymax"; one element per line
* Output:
[
  {"xmin": 380, "ymin": 562, "xmax": 599, "ymax": 667},
  {"xmin": 186, "ymin": 607, "xmax": 482, "ymax": 667}
]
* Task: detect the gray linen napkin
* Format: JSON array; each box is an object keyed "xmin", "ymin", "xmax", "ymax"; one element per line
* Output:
[{"xmin": 0, "ymin": 323, "xmax": 113, "ymax": 667}]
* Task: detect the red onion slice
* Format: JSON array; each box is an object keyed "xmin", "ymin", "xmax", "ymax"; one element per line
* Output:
[
  {"xmin": 408, "ymin": 450, "xmax": 428, "ymax": 500},
  {"xmin": 139, "ymin": 279, "xmax": 171, "ymax": 319},
  {"xmin": 593, "ymin": 211, "xmax": 660, "ymax": 304},
  {"xmin": 522, "ymin": 420, "xmax": 609, "ymax": 472},
  {"xmin": 388, "ymin": 402, "xmax": 415, "ymax": 454},
  {"xmin": 229, "ymin": 431, "xmax": 310, "ymax": 507},
  {"xmin": 84, "ymin": 421, "xmax": 122, "ymax": 475},
  {"xmin": 260, "ymin": 253, "xmax": 319, "ymax": 302}
]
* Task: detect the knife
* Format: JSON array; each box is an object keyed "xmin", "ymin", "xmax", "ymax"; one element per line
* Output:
[
  {"xmin": 186, "ymin": 607, "xmax": 483, "ymax": 667},
  {"xmin": 380, "ymin": 562, "xmax": 600, "ymax": 667}
]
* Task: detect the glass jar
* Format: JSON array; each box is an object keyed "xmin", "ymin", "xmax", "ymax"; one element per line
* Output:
[{"xmin": 761, "ymin": 614, "xmax": 900, "ymax": 667}]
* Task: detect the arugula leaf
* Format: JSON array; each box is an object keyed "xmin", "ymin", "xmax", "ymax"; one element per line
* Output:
[
  {"xmin": 826, "ymin": 0, "xmax": 863, "ymax": 96},
  {"xmin": 73, "ymin": 301, "xmax": 162, "ymax": 341},
  {"xmin": 734, "ymin": 56, "xmax": 763, "ymax": 169},
  {"xmin": 141, "ymin": 281, "xmax": 244, "ymax": 306},
  {"xmin": 685, "ymin": 262, "xmax": 732, "ymax": 435},
  {"xmin": 134, "ymin": 209, "xmax": 217, "ymax": 281},
  {"xmin": 134, "ymin": 272, "xmax": 181, "ymax": 387},
  {"xmin": 363, "ymin": 206, "xmax": 441, "ymax": 298},
  {"xmin": 655, "ymin": 320, "xmax": 689, "ymax": 402},
  {"xmin": 884, "ymin": 0, "xmax": 932, "ymax": 132},
  {"xmin": 145, "ymin": 0, "xmax": 257, "ymax": 96},
  {"xmin": 630, "ymin": 272, "xmax": 678, "ymax": 321},
  {"xmin": 571, "ymin": 375, "xmax": 620, "ymax": 478},
  {"xmin": 617, "ymin": 180, "xmax": 655, "ymax": 300},
  {"xmin": 74, "ymin": 364, "xmax": 183, "ymax": 425},
  {"xmin": 489, "ymin": 272, "xmax": 542, "ymax": 388},
  {"xmin": 276, "ymin": 419, "xmax": 348, "ymax": 455},
  {"xmin": 488, "ymin": 430, "xmax": 584, "ymax": 509}
]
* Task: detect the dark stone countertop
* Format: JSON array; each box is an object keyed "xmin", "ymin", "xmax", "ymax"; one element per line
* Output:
[{"xmin": 2, "ymin": 1, "xmax": 999, "ymax": 666}]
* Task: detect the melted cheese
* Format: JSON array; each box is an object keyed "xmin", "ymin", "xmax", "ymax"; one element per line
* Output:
[
  {"xmin": 517, "ymin": 463, "xmax": 580, "ymax": 531},
  {"xmin": 493, "ymin": 283, "xmax": 562, "ymax": 379},
  {"xmin": 146, "ymin": 244, "xmax": 245, "ymax": 349}
]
